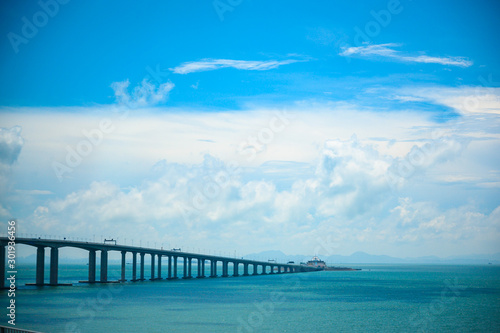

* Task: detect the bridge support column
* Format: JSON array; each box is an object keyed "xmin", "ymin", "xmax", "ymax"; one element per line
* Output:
[
  {"xmin": 270, "ymin": 265, "xmax": 274, "ymax": 274},
  {"xmin": 182, "ymin": 257, "xmax": 188, "ymax": 279},
  {"xmin": 157, "ymin": 255, "xmax": 162, "ymax": 279},
  {"xmin": 252, "ymin": 264, "xmax": 258, "ymax": 275},
  {"xmin": 120, "ymin": 251, "xmax": 126, "ymax": 282},
  {"xmin": 167, "ymin": 256, "xmax": 172, "ymax": 279},
  {"xmin": 88, "ymin": 250, "xmax": 96, "ymax": 283},
  {"xmin": 132, "ymin": 252, "xmax": 137, "ymax": 281},
  {"xmin": 210, "ymin": 260, "xmax": 217, "ymax": 278},
  {"xmin": 262, "ymin": 265, "xmax": 267, "ymax": 275},
  {"xmin": 0, "ymin": 245, "xmax": 5, "ymax": 289},
  {"xmin": 243, "ymin": 263, "xmax": 249, "ymax": 276},
  {"xmin": 100, "ymin": 250, "xmax": 108, "ymax": 283},
  {"xmin": 50, "ymin": 247, "xmax": 58, "ymax": 285},
  {"xmin": 222, "ymin": 261, "xmax": 228, "ymax": 277},
  {"xmin": 173, "ymin": 256, "xmax": 178, "ymax": 279},
  {"xmin": 197, "ymin": 258, "xmax": 205, "ymax": 278},
  {"xmin": 233, "ymin": 262, "xmax": 239, "ymax": 277},
  {"xmin": 140, "ymin": 253, "xmax": 145, "ymax": 281},
  {"xmin": 187, "ymin": 258, "xmax": 192, "ymax": 278},
  {"xmin": 196, "ymin": 258, "xmax": 203, "ymax": 278},
  {"xmin": 150, "ymin": 254, "xmax": 155, "ymax": 280},
  {"xmin": 36, "ymin": 246, "xmax": 45, "ymax": 285}
]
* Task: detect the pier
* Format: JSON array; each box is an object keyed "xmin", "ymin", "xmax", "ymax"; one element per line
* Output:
[{"xmin": 0, "ymin": 237, "xmax": 317, "ymax": 287}]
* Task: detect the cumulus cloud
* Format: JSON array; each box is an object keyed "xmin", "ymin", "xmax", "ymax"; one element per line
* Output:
[
  {"xmin": 171, "ymin": 58, "xmax": 302, "ymax": 74},
  {"xmin": 340, "ymin": 43, "xmax": 473, "ymax": 67},
  {"xmin": 23, "ymin": 139, "xmax": 410, "ymax": 247},
  {"xmin": 387, "ymin": 136, "xmax": 467, "ymax": 190},
  {"xmin": 110, "ymin": 79, "xmax": 174, "ymax": 107},
  {"xmin": 0, "ymin": 126, "xmax": 24, "ymax": 165},
  {"xmin": 23, "ymin": 124, "xmax": 497, "ymax": 257}
]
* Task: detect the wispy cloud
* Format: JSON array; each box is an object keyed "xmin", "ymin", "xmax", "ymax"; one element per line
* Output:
[
  {"xmin": 340, "ymin": 43, "xmax": 473, "ymax": 67},
  {"xmin": 171, "ymin": 58, "xmax": 302, "ymax": 74}
]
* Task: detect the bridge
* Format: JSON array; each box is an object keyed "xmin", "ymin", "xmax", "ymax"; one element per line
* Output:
[{"xmin": 0, "ymin": 237, "xmax": 318, "ymax": 288}]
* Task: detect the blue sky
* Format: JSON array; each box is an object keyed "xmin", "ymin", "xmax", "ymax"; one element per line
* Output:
[{"xmin": 0, "ymin": 0, "xmax": 499, "ymax": 258}]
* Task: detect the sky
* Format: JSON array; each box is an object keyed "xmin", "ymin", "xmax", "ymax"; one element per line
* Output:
[{"xmin": 0, "ymin": 0, "xmax": 499, "ymax": 259}]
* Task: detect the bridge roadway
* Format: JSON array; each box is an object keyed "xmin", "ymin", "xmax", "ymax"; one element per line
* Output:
[{"xmin": 0, "ymin": 237, "xmax": 317, "ymax": 287}]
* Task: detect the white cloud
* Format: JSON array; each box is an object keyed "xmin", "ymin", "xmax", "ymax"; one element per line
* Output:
[
  {"xmin": 396, "ymin": 86, "xmax": 500, "ymax": 116},
  {"xmin": 25, "ymin": 133, "xmax": 483, "ymax": 256},
  {"xmin": 110, "ymin": 79, "xmax": 174, "ymax": 107},
  {"xmin": 0, "ymin": 126, "xmax": 24, "ymax": 165},
  {"xmin": 171, "ymin": 58, "xmax": 302, "ymax": 74},
  {"xmin": 340, "ymin": 43, "xmax": 473, "ymax": 67},
  {"xmin": 2, "ymin": 94, "xmax": 499, "ymax": 257}
]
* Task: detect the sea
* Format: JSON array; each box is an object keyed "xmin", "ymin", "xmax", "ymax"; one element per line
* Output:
[{"xmin": 1, "ymin": 264, "xmax": 499, "ymax": 332}]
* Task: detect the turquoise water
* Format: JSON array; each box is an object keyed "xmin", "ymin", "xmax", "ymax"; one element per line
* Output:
[{"xmin": 1, "ymin": 264, "xmax": 499, "ymax": 332}]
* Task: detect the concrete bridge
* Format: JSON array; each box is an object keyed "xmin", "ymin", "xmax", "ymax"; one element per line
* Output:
[{"xmin": 0, "ymin": 237, "xmax": 317, "ymax": 288}]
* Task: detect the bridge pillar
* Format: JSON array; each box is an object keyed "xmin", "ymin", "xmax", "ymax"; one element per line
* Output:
[
  {"xmin": 182, "ymin": 257, "xmax": 188, "ymax": 279},
  {"xmin": 196, "ymin": 258, "xmax": 203, "ymax": 278},
  {"xmin": 100, "ymin": 250, "xmax": 108, "ymax": 282},
  {"xmin": 187, "ymin": 258, "xmax": 192, "ymax": 278},
  {"xmin": 262, "ymin": 265, "xmax": 267, "ymax": 275},
  {"xmin": 157, "ymin": 255, "xmax": 162, "ymax": 279},
  {"xmin": 252, "ymin": 264, "xmax": 258, "ymax": 275},
  {"xmin": 233, "ymin": 262, "xmax": 239, "ymax": 277},
  {"xmin": 243, "ymin": 263, "xmax": 249, "ymax": 276},
  {"xmin": 0, "ymin": 245, "xmax": 5, "ymax": 289},
  {"xmin": 140, "ymin": 253, "xmax": 145, "ymax": 281},
  {"xmin": 36, "ymin": 246, "xmax": 45, "ymax": 285},
  {"xmin": 50, "ymin": 247, "xmax": 58, "ymax": 285},
  {"xmin": 88, "ymin": 250, "xmax": 96, "ymax": 283},
  {"xmin": 173, "ymin": 256, "xmax": 178, "ymax": 279},
  {"xmin": 132, "ymin": 252, "xmax": 137, "ymax": 281},
  {"xmin": 222, "ymin": 261, "xmax": 228, "ymax": 277},
  {"xmin": 167, "ymin": 255, "xmax": 172, "ymax": 279},
  {"xmin": 150, "ymin": 254, "xmax": 155, "ymax": 280},
  {"xmin": 215, "ymin": 260, "xmax": 219, "ymax": 277},
  {"xmin": 121, "ymin": 251, "xmax": 126, "ymax": 282},
  {"xmin": 198, "ymin": 258, "xmax": 205, "ymax": 278},
  {"xmin": 270, "ymin": 265, "xmax": 275, "ymax": 274}
]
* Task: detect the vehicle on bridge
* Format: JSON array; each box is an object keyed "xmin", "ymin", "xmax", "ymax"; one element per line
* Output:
[{"xmin": 104, "ymin": 239, "xmax": 116, "ymax": 245}]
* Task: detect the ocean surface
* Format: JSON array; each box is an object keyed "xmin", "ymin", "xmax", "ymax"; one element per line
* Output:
[{"xmin": 1, "ymin": 264, "xmax": 499, "ymax": 332}]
